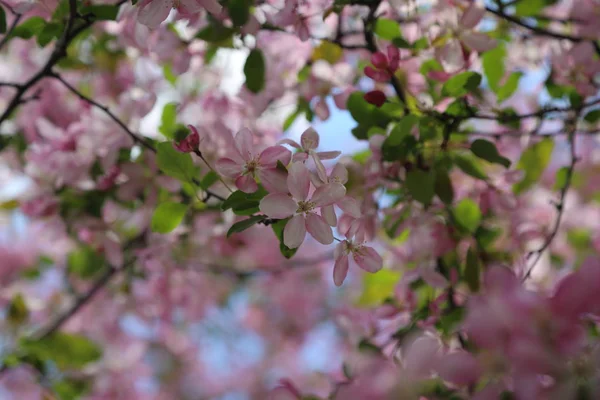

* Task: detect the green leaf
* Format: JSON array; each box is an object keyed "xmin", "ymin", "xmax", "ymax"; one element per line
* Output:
[
  {"xmin": 554, "ymin": 166, "xmax": 569, "ymax": 191},
  {"xmin": 470, "ymin": 139, "xmax": 511, "ymax": 168},
  {"xmin": 357, "ymin": 269, "xmax": 402, "ymax": 307},
  {"xmin": 21, "ymin": 333, "xmax": 102, "ymax": 370},
  {"xmin": 159, "ymin": 102, "xmax": 178, "ymax": 139},
  {"xmin": 584, "ymin": 110, "xmax": 600, "ymax": 123},
  {"xmin": 221, "ymin": 188, "xmax": 267, "ymax": 215},
  {"xmin": 453, "ymin": 199, "xmax": 482, "ymax": 233},
  {"xmin": 374, "ymin": 18, "xmax": 401, "ymax": 40},
  {"xmin": 347, "ymin": 91, "xmax": 375, "ymax": 125},
  {"xmin": 385, "ymin": 115, "xmax": 419, "ymax": 147},
  {"xmin": 406, "ymin": 169, "xmax": 435, "ymax": 206},
  {"xmin": 513, "ymin": 139, "xmax": 555, "ymax": 194},
  {"xmin": 151, "ymin": 202, "xmax": 188, "ymax": 234},
  {"xmin": 442, "ymin": 72, "xmax": 482, "ymax": 97},
  {"xmin": 244, "ymin": 48, "xmax": 266, "ymax": 93},
  {"xmin": 53, "ymin": 378, "xmax": 91, "ymax": 400},
  {"xmin": 12, "ymin": 17, "xmax": 46, "ymax": 39},
  {"xmin": 195, "ymin": 22, "xmax": 235, "ymax": 42},
  {"xmin": 312, "ymin": 41, "xmax": 343, "ymax": 64},
  {"xmin": 67, "ymin": 246, "xmax": 106, "ymax": 279},
  {"xmin": 482, "ymin": 44, "xmax": 506, "ymax": 91},
  {"xmin": 271, "ymin": 218, "xmax": 298, "ymax": 259},
  {"xmin": 36, "ymin": 22, "xmax": 61, "ymax": 47},
  {"xmin": 392, "ymin": 36, "xmax": 411, "ymax": 48},
  {"xmin": 199, "ymin": 171, "xmax": 218, "ymax": 190},
  {"xmin": 515, "ymin": 0, "xmax": 546, "ymax": 16},
  {"xmin": 464, "ymin": 246, "xmax": 480, "ymax": 292},
  {"xmin": 227, "ymin": 215, "xmax": 265, "ymax": 238},
  {"xmin": 156, "ymin": 141, "xmax": 195, "ymax": 182},
  {"xmin": 497, "ymin": 72, "xmax": 522, "ymax": 102},
  {"xmin": 7, "ymin": 293, "xmax": 29, "ymax": 326},
  {"xmin": 454, "ymin": 154, "xmax": 488, "ymax": 180},
  {"xmin": 434, "ymin": 169, "xmax": 454, "ymax": 204},
  {"xmin": 81, "ymin": 4, "xmax": 120, "ymax": 20},
  {"xmin": 227, "ymin": 0, "xmax": 250, "ymax": 26},
  {"xmin": 0, "ymin": 6, "xmax": 6, "ymax": 34}
]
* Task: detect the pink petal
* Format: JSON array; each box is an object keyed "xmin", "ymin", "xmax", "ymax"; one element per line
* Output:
[
  {"xmin": 178, "ymin": 0, "xmax": 203, "ymax": 14},
  {"xmin": 420, "ymin": 267, "xmax": 449, "ymax": 289},
  {"xmin": 292, "ymin": 152, "xmax": 309, "ymax": 162},
  {"xmin": 258, "ymin": 168, "xmax": 288, "ymax": 194},
  {"xmin": 300, "ymin": 127, "xmax": 320, "ymax": 150},
  {"xmin": 460, "ymin": 32, "xmax": 497, "ymax": 52},
  {"xmin": 370, "ymin": 52, "xmax": 388, "ymax": 69},
  {"xmin": 235, "ymin": 174, "xmax": 258, "ymax": 193},
  {"xmin": 312, "ymin": 152, "xmax": 328, "ymax": 182},
  {"xmin": 284, "ymin": 214, "xmax": 306, "ymax": 248},
  {"xmin": 269, "ymin": 387, "xmax": 299, "ymax": 400},
  {"xmin": 235, "ymin": 128, "xmax": 255, "ymax": 162},
  {"xmin": 364, "ymin": 66, "xmax": 391, "ymax": 82},
  {"xmin": 353, "ymin": 246, "xmax": 383, "ymax": 273},
  {"xmin": 197, "ymin": 0, "xmax": 223, "ymax": 14},
  {"xmin": 333, "ymin": 89, "xmax": 352, "ymax": 110},
  {"xmin": 311, "ymin": 183, "xmax": 346, "ymax": 207},
  {"xmin": 314, "ymin": 98, "xmax": 330, "ymax": 120},
  {"xmin": 436, "ymin": 39, "xmax": 465, "ymax": 73},
  {"xmin": 460, "ymin": 4, "xmax": 485, "ymax": 29},
  {"xmin": 278, "ymin": 138, "xmax": 301, "ymax": 149},
  {"xmin": 437, "ymin": 351, "xmax": 481, "ymax": 386},
  {"xmin": 260, "ymin": 194, "xmax": 297, "ymax": 218},
  {"xmin": 337, "ymin": 196, "xmax": 361, "ymax": 218},
  {"xmin": 331, "ymin": 163, "xmax": 348, "ymax": 183},
  {"xmin": 259, "ymin": 145, "xmax": 292, "ymax": 167},
  {"xmin": 287, "ymin": 162, "xmax": 311, "ymax": 200},
  {"xmin": 309, "ymin": 171, "xmax": 323, "ymax": 187},
  {"xmin": 387, "ymin": 45, "xmax": 400, "ymax": 71},
  {"xmin": 305, "ymin": 213, "xmax": 334, "ymax": 245},
  {"xmin": 138, "ymin": 0, "xmax": 172, "ymax": 28},
  {"xmin": 215, "ymin": 158, "xmax": 243, "ymax": 178},
  {"xmin": 321, "ymin": 204, "xmax": 337, "ymax": 226},
  {"xmin": 333, "ymin": 254, "xmax": 349, "ymax": 286},
  {"xmin": 316, "ymin": 151, "xmax": 341, "ymax": 160}
]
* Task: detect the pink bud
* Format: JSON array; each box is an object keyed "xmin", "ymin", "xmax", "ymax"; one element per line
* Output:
[
  {"xmin": 370, "ymin": 52, "xmax": 388, "ymax": 69},
  {"xmin": 387, "ymin": 45, "xmax": 400, "ymax": 71},
  {"xmin": 364, "ymin": 90, "xmax": 386, "ymax": 107},
  {"xmin": 364, "ymin": 66, "xmax": 392, "ymax": 82}
]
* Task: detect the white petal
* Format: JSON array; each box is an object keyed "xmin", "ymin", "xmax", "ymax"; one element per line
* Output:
[
  {"xmin": 306, "ymin": 213, "xmax": 334, "ymax": 245},
  {"xmin": 259, "ymin": 194, "xmax": 297, "ymax": 218},
  {"xmin": 311, "ymin": 183, "xmax": 346, "ymax": 207},
  {"xmin": 283, "ymin": 214, "xmax": 306, "ymax": 248}
]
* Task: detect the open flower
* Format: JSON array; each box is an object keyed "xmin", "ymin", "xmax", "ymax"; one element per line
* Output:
[
  {"xmin": 216, "ymin": 128, "xmax": 291, "ymax": 193},
  {"xmin": 278, "ymin": 127, "xmax": 340, "ymax": 181},
  {"xmin": 364, "ymin": 45, "xmax": 400, "ymax": 83},
  {"xmin": 137, "ymin": 0, "xmax": 222, "ymax": 28},
  {"xmin": 310, "ymin": 163, "xmax": 361, "ymax": 226},
  {"xmin": 259, "ymin": 162, "xmax": 346, "ymax": 248},
  {"xmin": 333, "ymin": 235, "xmax": 383, "ymax": 286}
]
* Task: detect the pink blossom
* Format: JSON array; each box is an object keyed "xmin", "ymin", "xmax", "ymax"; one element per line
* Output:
[
  {"xmin": 137, "ymin": 0, "xmax": 222, "ymax": 28},
  {"xmin": 215, "ymin": 128, "xmax": 291, "ymax": 193},
  {"xmin": 173, "ymin": 125, "xmax": 201, "ymax": 153},
  {"xmin": 333, "ymin": 236, "xmax": 383, "ymax": 286},
  {"xmin": 259, "ymin": 162, "xmax": 345, "ymax": 248},
  {"xmin": 310, "ymin": 163, "xmax": 361, "ymax": 227},
  {"xmin": 278, "ymin": 127, "xmax": 340, "ymax": 182}
]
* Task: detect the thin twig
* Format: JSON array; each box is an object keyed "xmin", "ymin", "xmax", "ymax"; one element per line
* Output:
[{"xmin": 522, "ymin": 115, "xmax": 580, "ymax": 280}]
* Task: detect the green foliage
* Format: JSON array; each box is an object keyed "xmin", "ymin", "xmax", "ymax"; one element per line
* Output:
[
  {"xmin": 151, "ymin": 202, "xmax": 188, "ymax": 233},
  {"xmin": 7, "ymin": 293, "xmax": 29, "ymax": 326},
  {"xmin": 199, "ymin": 171, "xmax": 219, "ymax": 190},
  {"xmin": 12, "ymin": 17, "xmax": 46, "ymax": 39},
  {"xmin": 271, "ymin": 218, "xmax": 299, "ymax": 259},
  {"xmin": 515, "ymin": 0, "xmax": 558, "ymax": 16},
  {"xmin": 159, "ymin": 102, "xmax": 179, "ymax": 139},
  {"xmin": 482, "ymin": 44, "xmax": 506, "ymax": 91},
  {"xmin": 374, "ymin": 18, "xmax": 401, "ymax": 40},
  {"xmin": 67, "ymin": 246, "xmax": 107, "ymax": 279},
  {"xmin": 454, "ymin": 154, "xmax": 488, "ymax": 181},
  {"xmin": 442, "ymin": 72, "xmax": 482, "ymax": 97},
  {"xmin": 453, "ymin": 199, "xmax": 482, "ymax": 233},
  {"xmin": 497, "ymin": 72, "xmax": 522, "ymax": 102},
  {"xmin": 227, "ymin": 0, "xmax": 251, "ymax": 27},
  {"xmin": 196, "ymin": 20, "xmax": 235, "ymax": 42},
  {"xmin": 0, "ymin": 6, "xmax": 6, "ymax": 34},
  {"xmin": 81, "ymin": 4, "xmax": 120, "ymax": 20},
  {"xmin": 464, "ymin": 246, "xmax": 480, "ymax": 292},
  {"xmin": 244, "ymin": 49, "xmax": 266, "ymax": 93},
  {"xmin": 221, "ymin": 188, "xmax": 268, "ymax": 215},
  {"xmin": 406, "ymin": 169, "xmax": 435, "ymax": 206},
  {"xmin": 21, "ymin": 333, "xmax": 102, "ymax": 370},
  {"xmin": 227, "ymin": 215, "xmax": 265, "ymax": 237},
  {"xmin": 434, "ymin": 168, "xmax": 454, "ymax": 204},
  {"xmin": 156, "ymin": 141, "xmax": 196, "ymax": 182},
  {"xmin": 584, "ymin": 110, "xmax": 600, "ymax": 124},
  {"xmin": 513, "ymin": 139, "xmax": 555, "ymax": 194},
  {"xmin": 470, "ymin": 139, "xmax": 511, "ymax": 168},
  {"xmin": 554, "ymin": 166, "xmax": 569, "ymax": 190},
  {"xmin": 36, "ymin": 22, "xmax": 62, "ymax": 47},
  {"xmin": 346, "ymin": 91, "xmax": 397, "ymax": 131},
  {"xmin": 357, "ymin": 269, "xmax": 402, "ymax": 307}
]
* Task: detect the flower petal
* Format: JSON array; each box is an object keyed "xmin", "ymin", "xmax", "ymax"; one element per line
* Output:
[
  {"xmin": 312, "ymin": 152, "xmax": 329, "ymax": 182},
  {"xmin": 321, "ymin": 204, "xmax": 337, "ymax": 226},
  {"xmin": 284, "ymin": 214, "xmax": 306, "ymax": 248},
  {"xmin": 235, "ymin": 128, "xmax": 255, "ymax": 161},
  {"xmin": 138, "ymin": 0, "xmax": 171, "ymax": 28},
  {"xmin": 215, "ymin": 158, "xmax": 243, "ymax": 178},
  {"xmin": 292, "ymin": 152, "xmax": 309, "ymax": 162},
  {"xmin": 259, "ymin": 145, "xmax": 292, "ymax": 167},
  {"xmin": 235, "ymin": 174, "xmax": 258, "ymax": 193},
  {"xmin": 300, "ymin": 127, "xmax": 320, "ymax": 150},
  {"xmin": 278, "ymin": 138, "xmax": 301, "ymax": 149},
  {"xmin": 460, "ymin": 32, "xmax": 497, "ymax": 52},
  {"xmin": 331, "ymin": 163, "xmax": 348, "ymax": 183},
  {"xmin": 258, "ymin": 168, "xmax": 288, "ymax": 194},
  {"xmin": 333, "ymin": 254, "xmax": 350, "ymax": 286},
  {"xmin": 337, "ymin": 196, "xmax": 361, "ymax": 218},
  {"xmin": 460, "ymin": 4, "xmax": 485, "ymax": 29},
  {"xmin": 311, "ymin": 183, "xmax": 346, "ymax": 207},
  {"xmin": 197, "ymin": 0, "xmax": 223, "ymax": 14},
  {"xmin": 316, "ymin": 151, "xmax": 341, "ymax": 160},
  {"xmin": 353, "ymin": 246, "xmax": 383, "ymax": 273},
  {"xmin": 306, "ymin": 213, "xmax": 334, "ymax": 245},
  {"xmin": 287, "ymin": 162, "xmax": 311, "ymax": 200},
  {"xmin": 260, "ymin": 194, "xmax": 297, "ymax": 218}
]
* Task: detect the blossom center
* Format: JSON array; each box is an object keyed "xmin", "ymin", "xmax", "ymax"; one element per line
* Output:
[
  {"xmin": 296, "ymin": 200, "xmax": 316, "ymax": 213},
  {"xmin": 245, "ymin": 159, "xmax": 260, "ymax": 174}
]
